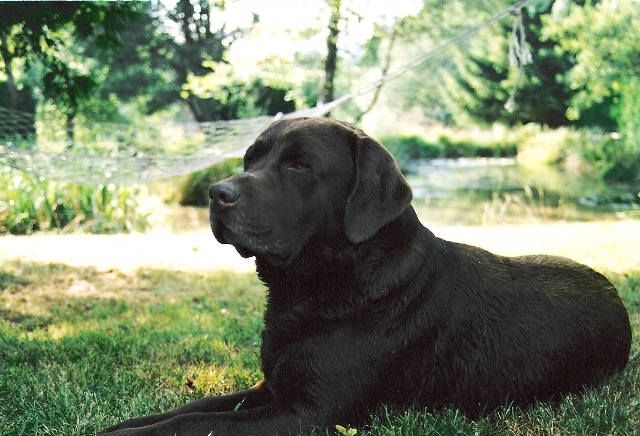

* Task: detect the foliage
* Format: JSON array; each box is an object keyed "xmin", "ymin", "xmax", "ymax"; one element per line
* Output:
[
  {"xmin": 612, "ymin": 76, "xmax": 640, "ymax": 181},
  {"xmin": 382, "ymin": 135, "xmax": 445, "ymax": 162},
  {"xmin": 541, "ymin": 0, "xmax": 640, "ymax": 181},
  {"xmin": 438, "ymin": 1, "xmax": 576, "ymax": 128},
  {"xmin": 542, "ymin": 0, "xmax": 640, "ymax": 120},
  {"xmin": 381, "ymin": 128, "xmax": 518, "ymax": 171},
  {"xmin": 575, "ymin": 133, "xmax": 637, "ymax": 183},
  {"xmin": 88, "ymin": 0, "xmax": 228, "ymax": 121},
  {"xmin": 179, "ymin": 158, "xmax": 243, "ymax": 207},
  {"xmin": 509, "ymin": 122, "xmax": 640, "ymax": 184},
  {"xmin": 393, "ymin": 0, "xmax": 638, "ymax": 135},
  {"xmin": 87, "ymin": 1, "xmax": 294, "ymax": 123},
  {"xmin": 0, "ymin": 1, "xmax": 141, "ymax": 115},
  {"xmin": 0, "ymin": 167, "xmax": 157, "ymax": 234}
]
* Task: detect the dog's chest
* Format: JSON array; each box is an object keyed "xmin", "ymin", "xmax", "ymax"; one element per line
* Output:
[{"xmin": 258, "ymin": 269, "xmax": 366, "ymax": 377}]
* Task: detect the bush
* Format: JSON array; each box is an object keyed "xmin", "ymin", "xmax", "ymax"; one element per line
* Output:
[
  {"xmin": 608, "ymin": 77, "xmax": 640, "ymax": 182},
  {"xmin": 381, "ymin": 135, "xmax": 444, "ymax": 161},
  {"xmin": 561, "ymin": 77, "xmax": 640, "ymax": 182},
  {"xmin": 516, "ymin": 126, "xmax": 575, "ymax": 167},
  {"xmin": 0, "ymin": 167, "xmax": 157, "ymax": 235},
  {"xmin": 179, "ymin": 158, "xmax": 243, "ymax": 207}
]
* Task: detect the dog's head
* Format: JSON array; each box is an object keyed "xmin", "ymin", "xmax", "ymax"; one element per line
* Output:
[{"xmin": 209, "ymin": 117, "xmax": 412, "ymax": 266}]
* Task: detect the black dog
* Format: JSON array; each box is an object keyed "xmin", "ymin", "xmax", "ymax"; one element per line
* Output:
[{"xmin": 101, "ymin": 117, "xmax": 631, "ymax": 435}]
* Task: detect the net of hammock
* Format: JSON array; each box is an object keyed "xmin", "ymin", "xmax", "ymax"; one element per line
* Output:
[
  {"xmin": 0, "ymin": 102, "xmax": 348, "ymax": 185},
  {"xmin": 0, "ymin": 0, "xmax": 535, "ymax": 185}
]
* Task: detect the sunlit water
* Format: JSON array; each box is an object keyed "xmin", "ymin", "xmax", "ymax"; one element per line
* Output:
[{"xmin": 406, "ymin": 158, "xmax": 640, "ymax": 226}]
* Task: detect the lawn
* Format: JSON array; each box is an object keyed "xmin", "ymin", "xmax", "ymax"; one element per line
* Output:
[{"xmin": 1, "ymin": 221, "xmax": 639, "ymax": 435}]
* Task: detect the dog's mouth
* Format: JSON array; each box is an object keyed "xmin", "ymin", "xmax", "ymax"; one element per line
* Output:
[
  {"xmin": 211, "ymin": 216, "xmax": 253, "ymax": 257},
  {"xmin": 210, "ymin": 214, "xmax": 294, "ymax": 266}
]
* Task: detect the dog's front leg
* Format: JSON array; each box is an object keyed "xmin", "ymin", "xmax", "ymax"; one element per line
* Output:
[
  {"xmin": 99, "ymin": 406, "xmax": 318, "ymax": 436},
  {"xmin": 100, "ymin": 382, "xmax": 274, "ymax": 434}
]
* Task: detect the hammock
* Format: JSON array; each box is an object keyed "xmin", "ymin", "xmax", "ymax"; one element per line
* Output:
[{"xmin": 0, "ymin": 0, "xmax": 536, "ymax": 185}]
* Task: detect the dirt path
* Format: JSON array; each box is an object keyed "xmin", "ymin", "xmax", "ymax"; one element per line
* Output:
[
  {"xmin": 0, "ymin": 230, "xmax": 255, "ymax": 273},
  {"xmin": 1, "ymin": 221, "xmax": 638, "ymax": 274}
]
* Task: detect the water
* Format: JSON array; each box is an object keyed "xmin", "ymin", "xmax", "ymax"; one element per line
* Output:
[{"xmin": 406, "ymin": 158, "xmax": 640, "ymax": 226}]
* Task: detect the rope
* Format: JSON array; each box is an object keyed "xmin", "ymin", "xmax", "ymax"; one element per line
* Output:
[
  {"xmin": 342, "ymin": 0, "xmax": 538, "ymax": 101},
  {"xmin": 0, "ymin": 0, "xmax": 536, "ymax": 185}
]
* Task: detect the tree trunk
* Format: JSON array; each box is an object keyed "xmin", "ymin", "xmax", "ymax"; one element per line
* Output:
[
  {"xmin": 66, "ymin": 111, "xmax": 75, "ymax": 147},
  {"xmin": 320, "ymin": 0, "xmax": 341, "ymax": 115},
  {"xmin": 354, "ymin": 28, "xmax": 398, "ymax": 123},
  {"xmin": 0, "ymin": 33, "xmax": 19, "ymax": 110}
]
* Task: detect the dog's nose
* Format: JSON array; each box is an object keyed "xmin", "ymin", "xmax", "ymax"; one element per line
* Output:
[{"xmin": 209, "ymin": 180, "xmax": 240, "ymax": 209}]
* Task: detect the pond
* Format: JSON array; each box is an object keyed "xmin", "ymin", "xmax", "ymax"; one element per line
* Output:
[{"xmin": 406, "ymin": 158, "xmax": 640, "ymax": 226}]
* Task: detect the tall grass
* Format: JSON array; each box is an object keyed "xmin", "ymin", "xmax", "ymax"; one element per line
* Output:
[{"xmin": 0, "ymin": 167, "xmax": 158, "ymax": 234}]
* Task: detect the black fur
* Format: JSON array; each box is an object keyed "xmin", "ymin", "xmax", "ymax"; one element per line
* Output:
[{"xmin": 100, "ymin": 117, "xmax": 631, "ymax": 436}]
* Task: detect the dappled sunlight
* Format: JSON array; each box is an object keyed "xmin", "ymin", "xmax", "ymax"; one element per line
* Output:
[
  {"xmin": 180, "ymin": 360, "xmax": 260, "ymax": 397},
  {"xmin": 46, "ymin": 321, "xmax": 81, "ymax": 341},
  {"xmin": 0, "ymin": 259, "xmax": 265, "ymax": 339}
]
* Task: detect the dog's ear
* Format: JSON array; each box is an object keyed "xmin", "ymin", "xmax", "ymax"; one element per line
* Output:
[{"xmin": 344, "ymin": 134, "xmax": 412, "ymax": 244}]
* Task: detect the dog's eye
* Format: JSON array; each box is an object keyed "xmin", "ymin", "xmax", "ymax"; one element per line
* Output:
[{"xmin": 288, "ymin": 161, "xmax": 311, "ymax": 171}]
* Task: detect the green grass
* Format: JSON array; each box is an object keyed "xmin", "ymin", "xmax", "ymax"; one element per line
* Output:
[{"xmin": 1, "ymin": 230, "xmax": 639, "ymax": 435}]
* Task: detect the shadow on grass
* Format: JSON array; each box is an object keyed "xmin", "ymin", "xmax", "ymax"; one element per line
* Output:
[{"xmin": 1, "ymin": 258, "xmax": 265, "ymax": 325}]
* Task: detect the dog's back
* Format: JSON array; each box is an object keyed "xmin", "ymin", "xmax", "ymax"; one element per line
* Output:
[{"xmin": 412, "ymin": 238, "xmax": 631, "ymax": 415}]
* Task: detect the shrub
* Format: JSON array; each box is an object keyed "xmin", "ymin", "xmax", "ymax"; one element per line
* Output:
[
  {"xmin": 608, "ymin": 77, "xmax": 640, "ymax": 182},
  {"xmin": 381, "ymin": 131, "xmax": 518, "ymax": 169},
  {"xmin": 381, "ymin": 135, "xmax": 445, "ymax": 161},
  {"xmin": 179, "ymin": 158, "xmax": 243, "ymax": 207},
  {"xmin": 516, "ymin": 126, "xmax": 575, "ymax": 167}
]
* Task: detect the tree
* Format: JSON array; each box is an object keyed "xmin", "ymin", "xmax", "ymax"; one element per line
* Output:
[
  {"xmin": 317, "ymin": 0, "xmax": 423, "ymax": 121},
  {"xmin": 372, "ymin": 0, "xmax": 515, "ymax": 125},
  {"xmin": 0, "ymin": 1, "xmax": 141, "ymax": 139},
  {"xmin": 320, "ymin": 0, "xmax": 341, "ymax": 109},
  {"xmin": 176, "ymin": 1, "xmax": 421, "ymax": 123},
  {"xmin": 543, "ymin": 0, "xmax": 640, "ymax": 180},
  {"xmin": 434, "ymin": 0, "xmax": 576, "ymax": 127},
  {"xmin": 90, "ymin": 0, "xmax": 290, "ymax": 122},
  {"xmin": 542, "ymin": 0, "xmax": 640, "ymax": 124}
]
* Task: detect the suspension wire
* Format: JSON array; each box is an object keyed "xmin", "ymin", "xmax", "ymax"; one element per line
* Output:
[{"xmin": 337, "ymin": 0, "xmax": 538, "ymax": 103}]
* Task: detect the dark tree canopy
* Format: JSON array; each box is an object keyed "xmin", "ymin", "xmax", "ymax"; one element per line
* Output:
[
  {"xmin": 0, "ymin": 1, "xmax": 142, "ymax": 110},
  {"xmin": 0, "ymin": 1, "xmax": 141, "ymax": 139}
]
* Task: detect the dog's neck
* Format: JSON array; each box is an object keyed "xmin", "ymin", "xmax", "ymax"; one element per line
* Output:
[
  {"xmin": 352, "ymin": 206, "xmax": 437, "ymax": 299},
  {"xmin": 256, "ymin": 206, "xmax": 437, "ymax": 310}
]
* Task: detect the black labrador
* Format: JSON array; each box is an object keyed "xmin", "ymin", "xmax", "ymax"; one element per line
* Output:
[{"xmin": 101, "ymin": 117, "xmax": 631, "ymax": 435}]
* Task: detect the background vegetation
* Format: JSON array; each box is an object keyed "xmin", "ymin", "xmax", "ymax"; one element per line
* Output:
[
  {"xmin": 1, "ymin": 0, "xmax": 639, "ymax": 234},
  {"xmin": 0, "ymin": 169, "xmax": 156, "ymax": 234}
]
